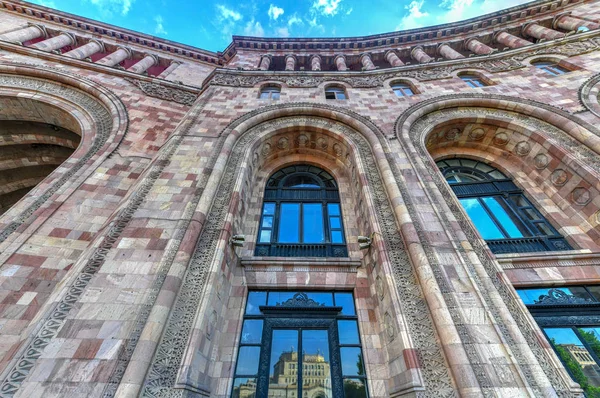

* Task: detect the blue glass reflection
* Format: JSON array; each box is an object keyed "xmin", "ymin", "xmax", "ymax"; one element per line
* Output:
[
  {"xmin": 481, "ymin": 197, "xmax": 524, "ymax": 238},
  {"xmin": 338, "ymin": 320, "xmax": 360, "ymax": 345},
  {"xmin": 236, "ymin": 346, "xmax": 261, "ymax": 375},
  {"xmin": 241, "ymin": 320, "xmax": 263, "ymax": 344},
  {"xmin": 303, "ymin": 203, "xmax": 324, "ymax": 243},
  {"xmin": 263, "ymin": 202, "xmax": 275, "ymax": 215},
  {"xmin": 459, "ymin": 198, "xmax": 504, "ymax": 239},
  {"xmin": 328, "ymin": 203, "xmax": 340, "ymax": 216},
  {"xmin": 331, "ymin": 231, "xmax": 344, "ymax": 243},
  {"xmin": 278, "ymin": 203, "xmax": 300, "ymax": 243},
  {"xmin": 334, "ymin": 293, "xmax": 356, "ymax": 315},
  {"xmin": 246, "ymin": 291, "xmax": 267, "ymax": 315},
  {"xmin": 340, "ymin": 347, "xmax": 364, "ymax": 376}
]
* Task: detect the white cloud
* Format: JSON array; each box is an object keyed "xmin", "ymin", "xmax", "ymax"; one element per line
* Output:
[
  {"xmin": 216, "ymin": 4, "xmax": 242, "ymax": 21},
  {"xmin": 395, "ymin": 0, "xmax": 429, "ymax": 30},
  {"xmin": 288, "ymin": 14, "xmax": 303, "ymax": 27},
  {"xmin": 345, "ymin": 7, "xmax": 353, "ymax": 15},
  {"xmin": 268, "ymin": 4, "xmax": 284, "ymax": 20},
  {"xmin": 244, "ymin": 19, "xmax": 265, "ymax": 36},
  {"xmin": 154, "ymin": 15, "xmax": 167, "ymax": 35},
  {"xmin": 312, "ymin": 0, "xmax": 342, "ymax": 16},
  {"xmin": 88, "ymin": 0, "xmax": 134, "ymax": 16},
  {"xmin": 275, "ymin": 27, "xmax": 290, "ymax": 37},
  {"xmin": 439, "ymin": 0, "xmax": 475, "ymax": 22}
]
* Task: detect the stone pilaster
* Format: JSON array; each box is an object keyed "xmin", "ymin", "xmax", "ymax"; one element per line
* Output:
[
  {"xmin": 385, "ymin": 50, "xmax": 404, "ymax": 67},
  {"xmin": 96, "ymin": 46, "xmax": 132, "ymax": 66},
  {"xmin": 284, "ymin": 55, "xmax": 296, "ymax": 71},
  {"xmin": 310, "ymin": 55, "xmax": 322, "ymax": 71},
  {"xmin": 64, "ymin": 39, "xmax": 104, "ymax": 60},
  {"xmin": 334, "ymin": 55, "xmax": 348, "ymax": 71},
  {"xmin": 493, "ymin": 31, "xmax": 533, "ymax": 48},
  {"xmin": 157, "ymin": 61, "xmax": 181, "ymax": 78},
  {"xmin": 522, "ymin": 22, "xmax": 565, "ymax": 40},
  {"xmin": 127, "ymin": 54, "xmax": 159, "ymax": 74},
  {"xmin": 359, "ymin": 53, "xmax": 376, "ymax": 70},
  {"xmin": 30, "ymin": 31, "xmax": 75, "ymax": 52},
  {"xmin": 258, "ymin": 54, "xmax": 272, "ymax": 71},
  {"xmin": 464, "ymin": 38, "xmax": 495, "ymax": 55},
  {"xmin": 437, "ymin": 43, "xmax": 465, "ymax": 60},
  {"xmin": 410, "ymin": 46, "xmax": 433, "ymax": 63},
  {"xmin": 0, "ymin": 24, "xmax": 46, "ymax": 44}
]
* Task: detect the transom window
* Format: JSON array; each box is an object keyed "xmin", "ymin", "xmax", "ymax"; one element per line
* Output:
[
  {"xmin": 260, "ymin": 86, "xmax": 281, "ymax": 100},
  {"xmin": 232, "ymin": 291, "xmax": 368, "ymax": 398},
  {"xmin": 459, "ymin": 74, "xmax": 486, "ymax": 88},
  {"xmin": 256, "ymin": 165, "xmax": 347, "ymax": 257},
  {"xmin": 532, "ymin": 61, "xmax": 569, "ymax": 76},
  {"xmin": 325, "ymin": 87, "xmax": 347, "ymax": 100},
  {"xmin": 437, "ymin": 158, "xmax": 571, "ymax": 254},
  {"xmin": 517, "ymin": 286, "xmax": 600, "ymax": 396},
  {"xmin": 391, "ymin": 82, "xmax": 414, "ymax": 97}
]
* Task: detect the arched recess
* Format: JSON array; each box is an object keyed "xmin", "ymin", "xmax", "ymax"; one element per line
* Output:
[
  {"xmin": 0, "ymin": 63, "xmax": 129, "ymax": 245},
  {"xmin": 137, "ymin": 103, "xmax": 458, "ymax": 397},
  {"xmin": 580, "ymin": 72, "xmax": 600, "ymax": 117},
  {"xmin": 395, "ymin": 93, "xmax": 600, "ymax": 395}
]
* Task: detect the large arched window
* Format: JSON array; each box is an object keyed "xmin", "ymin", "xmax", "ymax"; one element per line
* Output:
[
  {"xmin": 255, "ymin": 165, "xmax": 347, "ymax": 257},
  {"xmin": 437, "ymin": 158, "xmax": 571, "ymax": 254}
]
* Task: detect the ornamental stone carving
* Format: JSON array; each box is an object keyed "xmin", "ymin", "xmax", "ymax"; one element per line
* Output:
[
  {"xmin": 493, "ymin": 131, "xmax": 510, "ymax": 146},
  {"xmin": 534, "ymin": 153, "xmax": 550, "ymax": 169},
  {"xmin": 550, "ymin": 169, "xmax": 569, "ymax": 186},
  {"xmin": 572, "ymin": 187, "xmax": 591, "ymax": 205},
  {"xmin": 468, "ymin": 127, "xmax": 485, "ymax": 141},
  {"xmin": 514, "ymin": 141, "xmax": 531, "ymax": 156},
  {"xmin": 127, "ymin": 78, "xmax": 198, "ymax": 106}
]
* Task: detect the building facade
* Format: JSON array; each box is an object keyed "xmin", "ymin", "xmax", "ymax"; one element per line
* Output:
[{"xmin": 0, "ymin": 0, "xmax": 600, "ymax": 396}]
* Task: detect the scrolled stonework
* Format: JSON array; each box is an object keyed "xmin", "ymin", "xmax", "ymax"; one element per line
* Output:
[
  {"xmin": 126, "ymin": 78, "xmax": 198, "ymax": 106},
  {"xmin": 579, "ymin": 72, "xmax": 600, "ymax": 118}
]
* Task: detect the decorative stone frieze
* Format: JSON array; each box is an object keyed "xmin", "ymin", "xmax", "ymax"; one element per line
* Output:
[{"xmin": 126, "ymin": 79, "xmax": 198, "ymax": 105}]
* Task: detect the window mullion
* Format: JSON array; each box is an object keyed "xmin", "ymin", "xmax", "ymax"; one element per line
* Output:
[
  {"xmin": 298, "ymin": 328, "xmax": 303, "ymax": 397},
  {"xmin": 478, "ymin": 197, "xmax": 510, "ymax": 238},
  {"xmin": 499, "ymin": 196, "xmax": 536, "ymax": 237}
]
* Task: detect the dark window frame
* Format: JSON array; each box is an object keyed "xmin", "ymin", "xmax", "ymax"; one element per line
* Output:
[
  {"xmin": 532, "ymin": 61, "xmax": 569, "ymax": 76},
  {"xmin": 459, "ymin": 73, "xmax": 487, "ymax": 88},
  {"xmin": 437, "ymin": 158, "xmax": 571, "ymax": 254},
  {"xmin": 325, "ymin": 86, "xmax": 347, "ymax": 100},
  {"xmin": 391, "ymin": 82, "xmax": 415, "ymax": 97},
  {"xmin": 259, "ymin": 85, "xmax": 281, "ymax": 100}
]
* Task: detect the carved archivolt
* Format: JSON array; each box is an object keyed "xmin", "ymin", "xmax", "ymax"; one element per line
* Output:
[
  {"xmin": 207, "ymin": 33, "xmax": 600, "ymax": 88},
  {"xmin": 139, "ymin": 106, "xmax": 455, "ymax": 397},
  {"xmin": 395, "ymin": 94, "xmax": 600, "ymax": 395},
  {"xmin": 579, "ymin": 72, "xmax": 600, "ymax": 117}
]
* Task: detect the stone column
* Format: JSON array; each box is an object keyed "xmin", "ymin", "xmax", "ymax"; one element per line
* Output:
[
  {"xmin": 553, "ymin": 13, "xmax": 599, "ymax": 31},
  {"xmin": 157, "ymin": 61, "xmax": 181, "ymax": 78},
  {"xmin": 437, "ymin": 43, "xmax": 465, "ymax": 60},
  {"xmin": 410, "ymin": 46, "xmax": 433, "ymax": 63},
  {"xmin": 284, "ymin": 55, "xmax": 296, "ymax": 71},
  {"xmin": 258, "ymin": 55, "xmax": 272, "ymax": 70},
  {"xmin": 464, "ymin": 38, "xmax": 495, "ymax": 55},
  {"xmin": 63, "ymin": 39, "xmax": 104, "ymax": 60},
  {"xmin": 96, "ymin": 46, "xmax": 132, "ymax": 66},
  {"xmin": 359, "ymin": 53, "xmax": 376, "ymax": 70},
  {"xmin": 128, "ymin": 54, "xmax": 159, "ymax": 74},
  {"xmin": 30, "ymin": 31, "xmax": 75, "ymax": 52},
  {"xmin": 334, "ymin": 55, "xmax": 348, "ymax": 71},
  {"xmin": 493, "ymin": 31, "xmax": 533, "ymax": 48},
  {"xmin": 0, "ymin": 24, "xmax": 46, "ymax": 44},
  {"xmin": 385, "ymin": 50, "xmax": 404, "ymax": 67},
  {"xmin": 522, "ymin": 22, "xmax": 565, "ymax": 40},
  {"xmin": 310, "ymin": 55, "xmax": 322, "ymax": 71}
]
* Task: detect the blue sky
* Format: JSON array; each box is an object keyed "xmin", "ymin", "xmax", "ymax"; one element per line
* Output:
[{"xmin": 30, "ymin": 0, "xmax": 531, "ymax": 52}]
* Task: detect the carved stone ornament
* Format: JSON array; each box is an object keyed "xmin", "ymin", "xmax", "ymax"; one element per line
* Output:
[
  {"xmin": 493, "ymin": 131, "xmax": 510, "ymax": 146},
  {"xmin": 139, "ymin": 104, "xmax": 454, "ymax": 397},
  {"xmin": 206, "ymin": 33, "xmax": 600, "ymax": 88},
  {"xmin": 550, "ymin": 169, "xmax": 569, "ymax": 186},
  {"xmin": 275, "ymin": 292, "xmax": 326, "ymax": 308},
  {"xmin": 444, "ymin": 127, "xmax": 461, "ymax": 140},
  {"xmin": 468, "ymin": 127, "xmax": 485, "ymax": 141},
  {"xmin": 394, "ymin": 94, "xmax": 600, "ymax": 395},
  {"xmin": 579, "ymin": 72, "xmax": 600, "ymax": 117},
  {"xmin": 572, "ymin": 187, "xmax": 591, "ymax": 205},
  {"xmin": 533, "ymin": 153, "xmax": 550, "ymax": 169},
  {"xmin": 534, "ymin": 289, "xmax": 595, "ymax": 305},
  {"xmin": 514, "ymin": 140, "xmax": 531, "ymax": 156},
  {"xmin": 126, "ymin": 78, "xmax": 198, "ymax": 106}
]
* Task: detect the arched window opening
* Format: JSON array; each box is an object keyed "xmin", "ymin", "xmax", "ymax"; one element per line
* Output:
[
  {"xmin": 259, "ymin": 85, "xmax": 281, "ymax": 100},
  {"xmin": 0, "ymin": 120, "xmax": 80, "ymax": 216},
  {"xmin": 459, "ymin": 73, "xmax": 487, "ymax": 88},
  {"xmin": 255, "ymin": 165, "xmax": 347, "ymax": 257},
  {"xmin": 324, "ymin": 86, "xmax": 347, "ymax": 100},
  {"xmin": 437, "ymin": 158, "xmax": 572, "ymax": 254},
  {"xmin": 532, "ymin": 61, "xmax": 569, "ymax": 76},
  {"xmin": 391, "ymin": 82, "xmax": 415, "ymax": 97}
]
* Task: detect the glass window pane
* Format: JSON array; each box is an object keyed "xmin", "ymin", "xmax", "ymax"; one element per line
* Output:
[
  {"xmin": 330, "ymin": 217, "xmax": 341, "ymax": 229},
  {"xmin": 534, "ymin": 222, "xmax": 554, "ymax": 236},
  {"xmin": 586, "ymin": 286, "xmax": 600, "ymax": 302},
  {"xmin": 259, "ymin": 230, "xmax": 271, "ymax": 243},
  {"xmin": 343, "ymin": 378, "xmax": 368, "ymax": 398},
  {"xmin": 338, "ymin": 320, "xmax": 360, "ymax": 345},
  {"xmin": 404, "ymin": 87, "xmax": 414, "ymax": 95},
  {"xmin": 544, "ymin": 328, "xmax": 600, "ymax": 392},
  {"xmin": 268, "ymin": 330, "xmax": 298, "ymax": 394},
  {"xmin": 341, "ymin": 347, "xmax": 365, "ymax": 376},
  {"xmin": 328, "ymin": 203, "xmax": 341, "ymax": 216},
  {"xmin": 232, "ymin": 378, "xmax": 257, "ymax": 398},
  {"xmin": 325, "ymin": 91, "xmax": 336, "ymax": 99},
  {"xmin": 522, "ymin": 208, "xmax": 540, "ymax": 221},
  {"xmin": 271, "ymin": 92, "xmax": 280, "ymax": 100},
  {"xmin": 331, "ymin": 231, "xmax": 344, "ymax": 243},
  {"xmin": 335, "ymin": 292, "xmax": 356, "ymax": 315},
  {"xmin": 259, "ymin": 92, "xmax": 270, "ymax": 99},
  {"xmin": 263, "ymin": 202, "xmax": 275, "ymax": 215},
  {"xmin": 509, "ymin": 195, "xmax": 529, "ymax": 208},
  {"xmin": 303, "ymin": 203, "xmax": 324, "ymax": 243},
  {"xmin": 459, "ymin": 198, "xmax": 505, "ymax": 239},
  {"xmin": 579, "ymin": 328, "xmax": 600, "ymax": 360},
  {"xmin": 246, "ymin": 291, "xmax": 266, "ymax": 315},
  {"xmin": 306, "ymin": 292, "xmax": 334, "ymax": 306},
  {"xmin": 267, "ymin": 291, "xmax": 296, "ymax": 306},
  {"xmin": 336, "ymin": 92, "xmax": 347, "ymax": 100},
  {"xmin": 278, "ymin": 203, "xmax": 300, "ymax": 243},
  {"xmin": 262, "ymin": 216, "xmax": 273, "ymax": 228},
  {"xmin": 393, "ymin": 89, "xmax": 404, "ymax": 97},
  {"xmin": 241, "ymin": 320, "xmax": 263, "ymax": 344},
  {"xmin": 302, "ymin": 330, "xmax": 333, "ymax": 397},
  {"xmin": 517, "ymin": 287, "xmax": 592, "ymax": 305},
  {"xmin": 236, "ymin": 346, "xmax": 261, "ymax": 375},
  {"xmin": 481, "ymin": 197, "xmax": 525, "ymax": 238}
]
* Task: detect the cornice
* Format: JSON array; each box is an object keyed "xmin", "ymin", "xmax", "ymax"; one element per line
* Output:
[
  {"xmin": 204, "ymin": 30, "xmax": 600, "ymax": 89},
  {"xmin": 497, "ymin": 250, "xmax": 600, "ymax": 269}
]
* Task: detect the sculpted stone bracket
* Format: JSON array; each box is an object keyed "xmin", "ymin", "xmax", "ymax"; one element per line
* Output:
[
  {"xmin": 205, "ymin": 32, "xmax": 600, "ymax": 88},
  {"xmin": 126, "ymin": 78, "xmax": 199, "ymax": 106}
]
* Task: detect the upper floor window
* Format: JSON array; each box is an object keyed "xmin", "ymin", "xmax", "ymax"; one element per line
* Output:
[
  {"xmin": 232, "ymin": 291, "xmax": 368, "ymax": 398},
  {"xmin": 391, "ymin": 82, "xmax": 415, "ymax": 97},
  {"xmin": 325, "ymin": 86, "xmax": 347, "ymax": 100},
  {"xmin": 459, "ymin": 74, "xmax": 487, "ymax": 88},
  {"xmin": 255, "ymin": 165, "xmax": 347, "ymax": 257},
  {"xmin": 437, "ymin": 158, "xmax": 571, "ymax": 254},
  {"xmin": 259, "ymin": 85, "xmax": 281, "ymax": 100},
  {"xmin": 532, "ymin": 61, "xmax": 569, "ymax": 76}
]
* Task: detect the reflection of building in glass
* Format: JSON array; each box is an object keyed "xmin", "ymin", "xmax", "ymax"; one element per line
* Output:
[
  {"xmin": 268, "ymin": 349, "xmax": 332, "ymax": 397},
  {"xmin": 232, "ymin": 379, "xmax": 257, "ymax": 398},
  {"xmin": 560, "ymin": 344, "xmax": 600, "ymax": 387}
]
